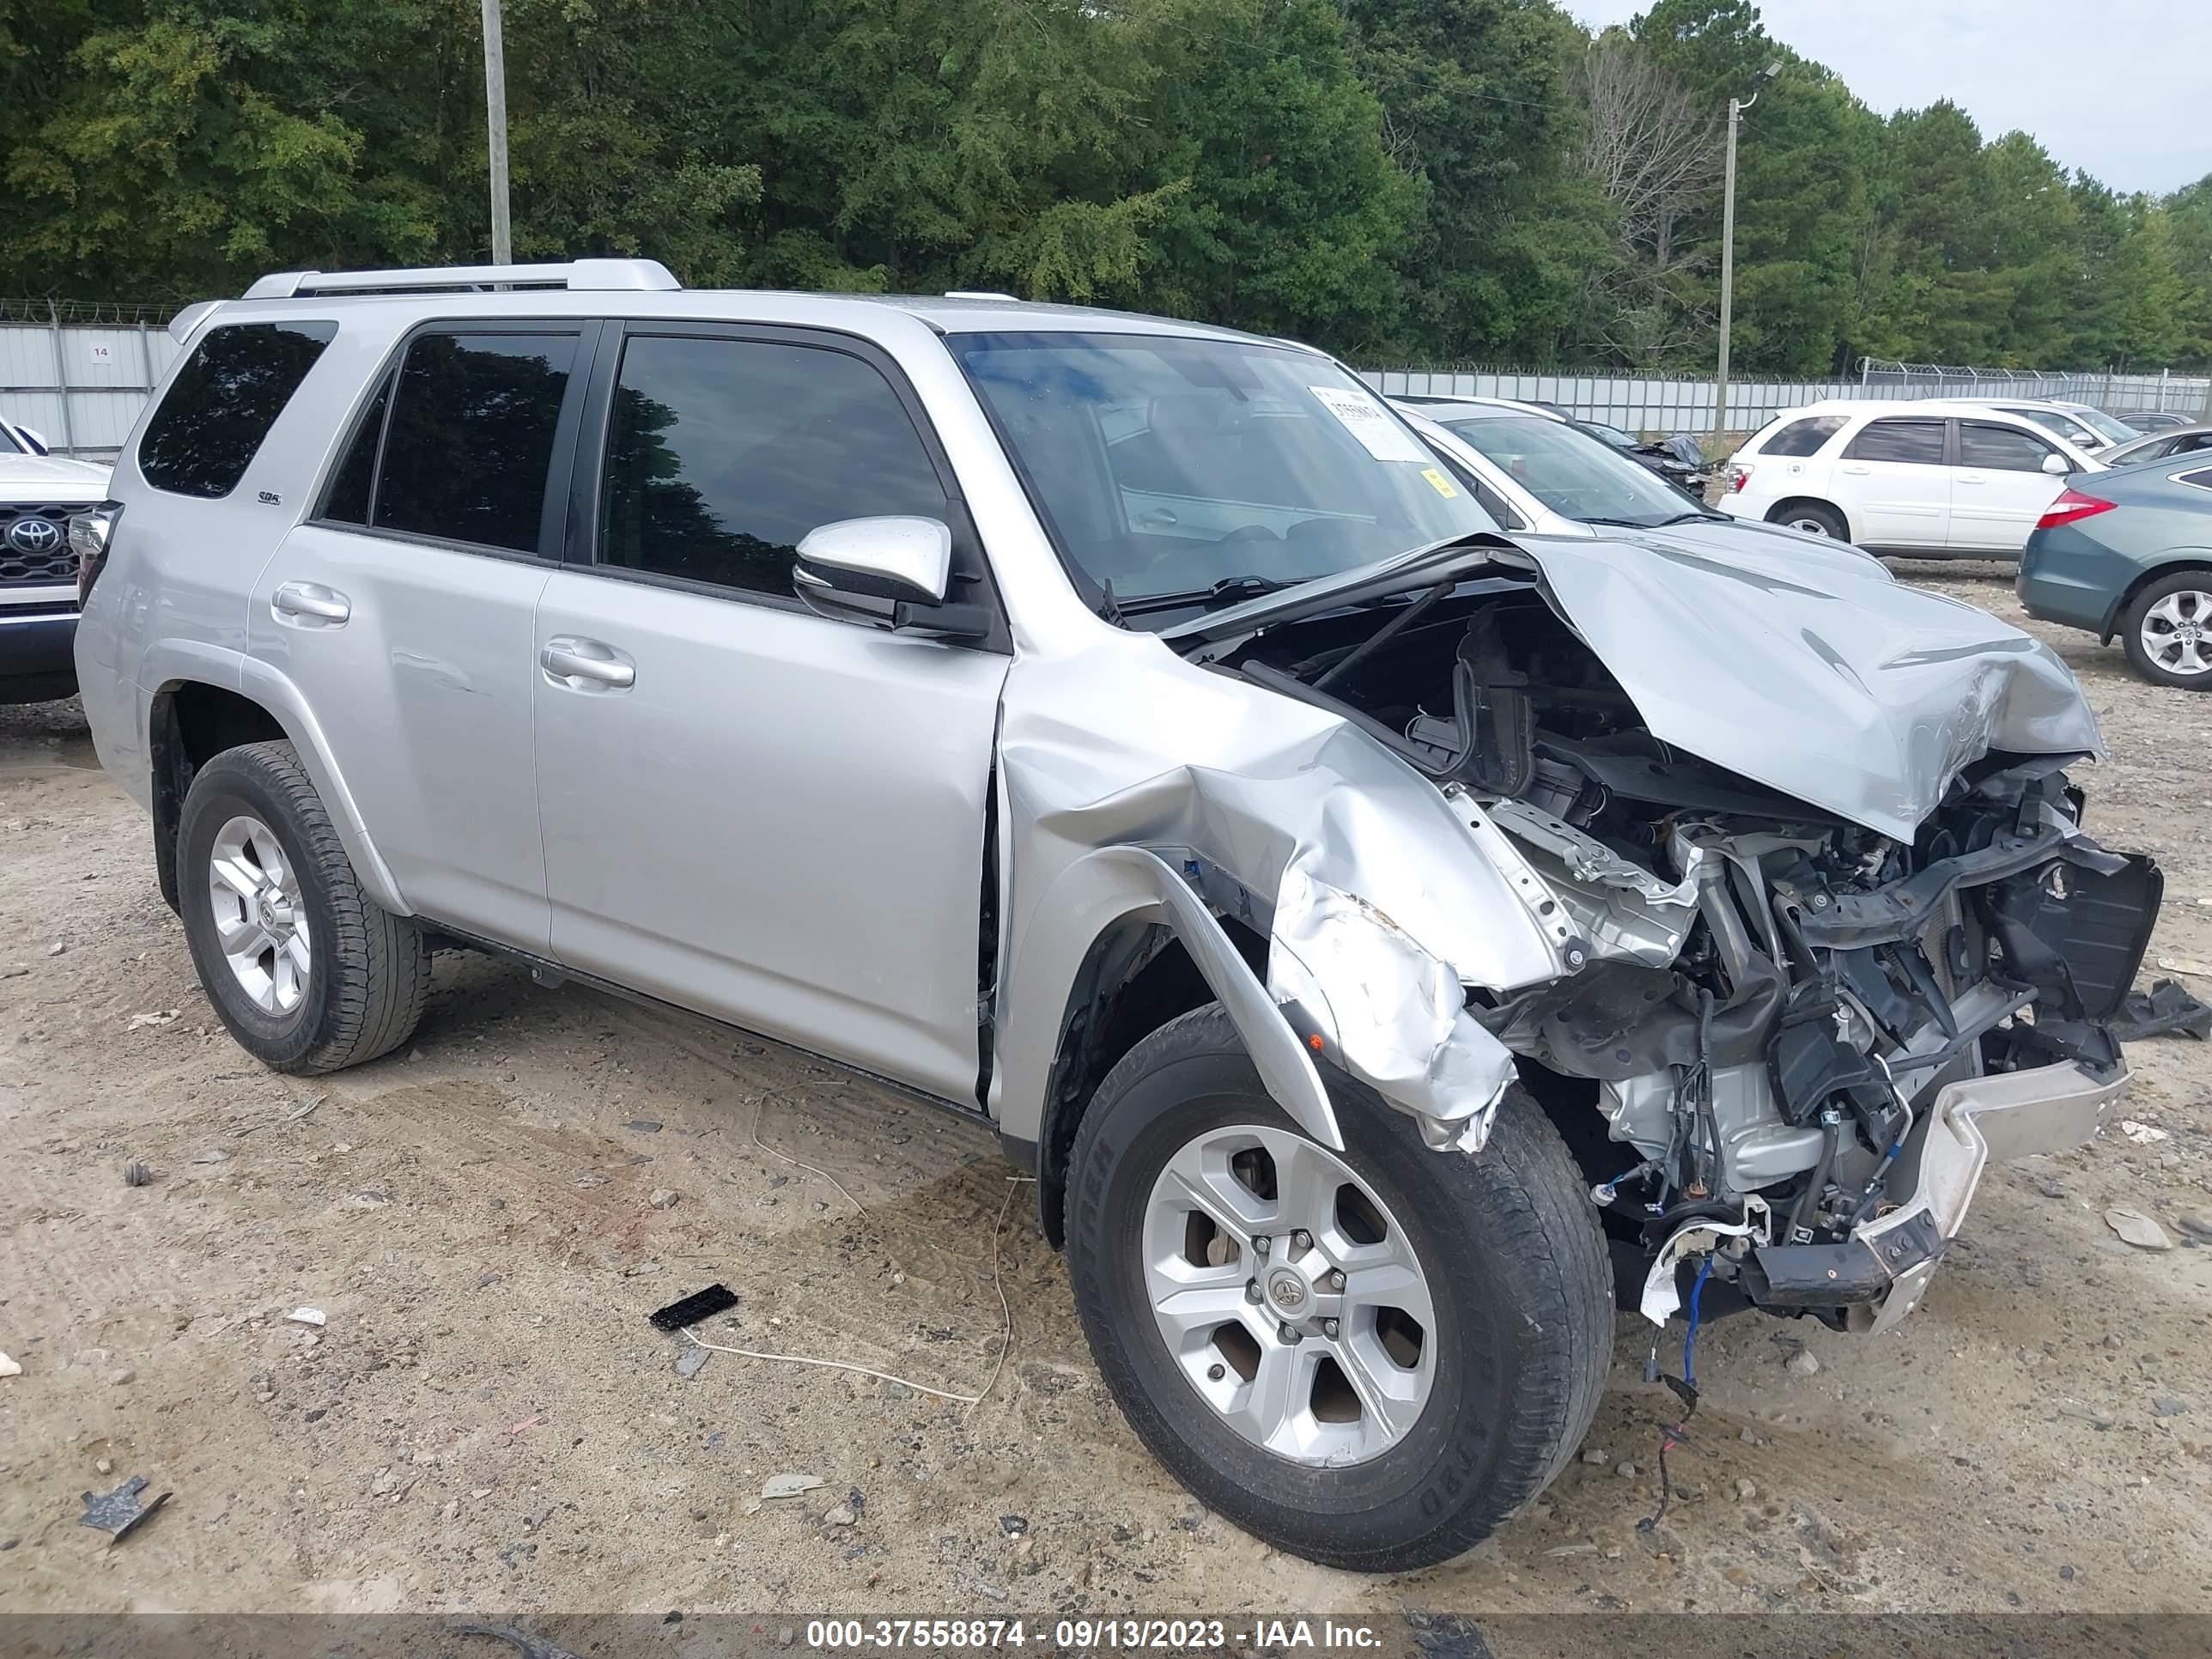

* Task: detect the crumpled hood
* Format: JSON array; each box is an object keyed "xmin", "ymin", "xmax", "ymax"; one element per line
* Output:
[{"xmin": 1522, "ymin": 531, "xmax": 2103, "ymax": 840}]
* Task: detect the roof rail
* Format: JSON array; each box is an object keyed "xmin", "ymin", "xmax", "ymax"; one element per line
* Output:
[{"xmin": 241, "ymin": 258, "xmax": 681, "ymax": 300}]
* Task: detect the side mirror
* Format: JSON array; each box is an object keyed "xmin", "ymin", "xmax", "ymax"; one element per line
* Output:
[
  {"xmin": 14, "ymin": 425, "xmax": 50, "ymax": 455},
  {"xmin": 793, "ymin": 516, "xmax": 991, "ymax": 641},
  {"xmin": 2040, "ymin": 453, "xmax": 2070, "ymax": 477}
]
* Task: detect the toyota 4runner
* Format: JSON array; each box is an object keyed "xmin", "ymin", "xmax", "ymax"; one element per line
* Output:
[{"xmin": 73, "ymin": 261, "xmax": 2160, "ymax": 1571}]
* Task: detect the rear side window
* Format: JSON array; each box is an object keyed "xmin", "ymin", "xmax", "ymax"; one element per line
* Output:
[
  {"xmin": 1759, "ymin": 415, "xmax": 1846, "ymax": 457},
  {"xmin": 1959, "ymin": 422, "xmax": 2057, "ymax": 472},
  {"xmin": 320, "ymin": 374, "xmax": 392, "ymax": 526},
  {"xmin": 138, "ymin": 320, "xmax": 337, "ymax": 498},
  {"xmin": 598, "ymin": 335, "xmax": 948, "ymax": 599},
  {"xmin": 371, "ymin": 331, "xmax": 578, "ymax": 553},
  {"xmin": 2180, "ymin": 467, "xmax": 2212, "ymax": 493},
  {"xmin": 1842, "ymin": 418, "xmax": 1945, "ymax": 465}
]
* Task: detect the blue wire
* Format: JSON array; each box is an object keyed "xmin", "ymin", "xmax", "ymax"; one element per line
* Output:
[{"xmin": 1682, "ymin": 1257, "xmax": 1714, "ymax": 1390}]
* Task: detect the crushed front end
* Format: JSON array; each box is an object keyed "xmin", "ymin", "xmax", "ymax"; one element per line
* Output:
[{"xmin": 1197, "ymin": 540, "xmax": 2162, "ymax": 1336}]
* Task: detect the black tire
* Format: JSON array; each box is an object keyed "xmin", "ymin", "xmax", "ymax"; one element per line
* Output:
[
  {"xmin": 176, "ymin": 739, "xmax": 429, "ymax": 1073},
  {"xmin": 1769, "ymin": 499, "xmax": 1848, "ymax": 541},
  {"xmin": 2119, "ymin": 570, "xmax": 2212, "ymax": 690},
  {"xmin": 1064, "ymin": 1005, "xmax": 1612, "ymax": 1571}
]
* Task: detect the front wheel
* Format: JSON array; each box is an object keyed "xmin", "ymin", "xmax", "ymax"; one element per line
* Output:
[
  {"xmin": 1063, "ymin": 1006, "xmax": 1612, "ymax": 1571},
  {"xmin": 1771, "ymin": 501, "xmax": 1847, "ymax": 540}
]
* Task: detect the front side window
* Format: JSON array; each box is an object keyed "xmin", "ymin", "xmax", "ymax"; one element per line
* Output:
[
  {"xmin": 1959, "ymin": 422, "xmax": 2057, "ymax": 472},
  {"xmin": 1441, "ymin": 415, "xmax": 1705, "ymax": 528},
  {"xmin": 598, "ymin": 335, "xmax": 949, "ymax": 599},
  {"xmin": 1842, "ymin": 418, "xmax": 1945, "ymax": 465},
  {"xmin": 951, "ymin": 331, "xmax": 1498, "ymax": 616},
  {"xmin": 139, "ymin": 320, "xmax": 337, "ymax": 498},
  {"xmin": 372, "ymin": 331, "xmax": 577, "ymax": 553},
  {"xmin": 1760, "ymin": 415, "xmax": 1847, "ymax": 458},
  {"xmin": 2016, "ymin": 408, "xmax": 2096, "ymax": 449}
]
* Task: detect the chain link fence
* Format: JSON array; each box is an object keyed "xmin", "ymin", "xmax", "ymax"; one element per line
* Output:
[{"xmin": 1856, "ymin": 358, "xmax": 2210, "ymax": 416}]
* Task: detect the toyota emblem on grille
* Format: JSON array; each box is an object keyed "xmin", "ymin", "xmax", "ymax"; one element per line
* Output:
[{"xmin": 5, "ymin": 516, "xmax": 63, "ymax": 556}]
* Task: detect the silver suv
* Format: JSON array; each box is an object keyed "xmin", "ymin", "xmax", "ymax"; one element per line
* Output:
[{"xmin": 75, "ymin": 261, "xmax": 2160, "ymax": 1571}]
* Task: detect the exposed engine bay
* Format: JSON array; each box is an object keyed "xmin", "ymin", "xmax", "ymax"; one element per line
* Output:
[{"xmin": 1201, "ymin": 559, "xmax": 2162, "ymax": 1334}]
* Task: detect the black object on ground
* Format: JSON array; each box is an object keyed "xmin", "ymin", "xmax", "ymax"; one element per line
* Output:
[
  {"xmin": 647, "ymin": 1283, "xmax": 739, "ymax": 1332},
  {"xmin": 77, "ymin": 1476, "xmax": 170, "ymax": 1542},
  {"xmin": 2110, "ymin": 978, "xmax": 2212, "ymax": 1042}
]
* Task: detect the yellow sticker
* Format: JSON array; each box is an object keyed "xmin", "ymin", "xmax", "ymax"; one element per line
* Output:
[{"xmin": 1420, "ymin": 465, "xmax": 1460, "ymax": 499}]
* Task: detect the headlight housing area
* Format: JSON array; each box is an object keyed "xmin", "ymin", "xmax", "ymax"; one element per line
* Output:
[{"xmin": 69, "ymin": 501, "xmax": 122, "ymax": 606}]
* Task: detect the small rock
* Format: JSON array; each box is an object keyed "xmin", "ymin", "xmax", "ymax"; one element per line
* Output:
[
  {"xmin": 286, "ymin": 1308, "xmax": 326, "ymax": 1328},
  {"xmin": 2061, "ymin": 1565, "xmax": 2076, "ymax": 1582},
  {"xmin": 1000, "ymin": 1514, "xmax": 1029, "ymax": 1535},
  {"xmin": 1581, "ymin": 1448, "xmax": 1608, "ymax": 1466},
  {"xmin": 779, "ymin": 1630, "xmax": 795, "ymax": 1649},
  {"xmin": 106, "ymin": 1367, "xmax": 135, "ymax": 1386},
  {"xmin": 1615, "ymin": 1461, "xmax": 1637, "ymax": 1479},
  {"xmin": 648, "ymin": 1188, "xmax": 679, "ymax": 1210},
  {"xmin": 46, "ymin": 941, "xmax": 65, "ymax": 957},
  {"xmin": 122, "ymin": 1160, "xmax": 151, "ymax": 1188},
  {"xmin": 2106, "ymin": 1208, "xmax": 2174, "ymax": 1251},
  {"xmin": 2176, "ymin": 1213, "xmax": 2212, "ymax": 1243},
  {"xmin": 2153, "ymin": 1397, "xmax": 2190, "ymax": 1418},
  {"xmin": 628, "ymin": 1120, "xmax": 663, "ymax": 1133},
  {"xmin": 190, "ymin": 1149, "xmax": 231, "ymax": 1165},
  {"xmin": 1785, "ymin": 1348, "xmax": 1820, "ymax": 1376},
  {"xmin": 0, "ymin": 965, "xmax": 26, "ymax": 978},
  {"xmin": 442, "ymin": 1498, "xmax": 459, "ymax": 1522},
  {"xmin": 824, "ymin": 1504, "xmax": 856, "ymax": 1527},
  {"xmin": 371, "ymin": 1468, "xmax": 396, "ymax": 1496},
  {"xmin": 574, "ymin": 1171, "xmax": 609, "ymax": 1189},
  {"xmin": 673, "ymin": 1346, "xmax": 710, "ymax": 1381},
  {"xmin": 1736, "ymin": 1478, "xmax": 1758, "ymax": 1501},
  {"xmin": 2033, "ymin": 1176, "xmax": 2069, "ymax": 1200},
  {"xmin": 94, "ymin": 1456, "xmax": 112, "ymax": 1475},
  {"xmin": 0, "ymin": 1353, "xmax": 21, "ymax": 1378},
  {"xmin": 762, "ymin": 1473, "xmax": 825, "ymax": 1501}
]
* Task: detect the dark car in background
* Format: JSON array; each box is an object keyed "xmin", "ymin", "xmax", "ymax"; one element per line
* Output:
[
  {"xmin": 2112, "ymin": 410, "xmax": 2197, "ymax": 434},
  {"xmin": 2100, "ymin": 424, "xmax": 2212, "ymax": 470},
  {"xmin": 2018, "ymin": 458, "xmax": 2212, "ymax": 688}
]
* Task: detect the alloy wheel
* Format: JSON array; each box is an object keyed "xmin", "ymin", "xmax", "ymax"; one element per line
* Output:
[
  {"xmin": 2142, "ymin": 588, "xmax": 2212, "ymax": 677},
  {"xmin": 1143, "ymin": 1124, "xmax": 1437, "ymax": 1466},
  {"xmin": 206, "ymin": 814, "xmax": 313, "ymax": 1014}
]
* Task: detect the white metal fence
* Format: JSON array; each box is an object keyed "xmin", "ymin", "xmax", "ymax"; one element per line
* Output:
[
  {"xmin": 0, "ymin": 303, "xmax": 180, "ymax": 461},
  {"xmin": 5, "ymin": 295, "xmax": 2207, "ymax": 460},
  {"xmin": 1358, "ymin": 362, "xmax": 2212, "ymax": 441}
]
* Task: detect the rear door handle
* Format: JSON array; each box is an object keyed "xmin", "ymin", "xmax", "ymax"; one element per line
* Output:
[
  {"xmin": 1955, "ymin": 472, "xmax": 1987, "ymax": 485},
  {"xmin": 540, "ymin": 636, "xmax": 635, "ymax": 691},
  {"xmin": 271, "ymin": 580, "xmax": 350, "ymax": 626},
  {"xmin": 1839, "ymin": 463, "xmax": 1871, "ymax": 475}
]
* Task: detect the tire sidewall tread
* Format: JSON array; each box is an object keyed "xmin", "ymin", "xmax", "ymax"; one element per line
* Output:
[{"xmin": 1064, "ymin": 1004, "xmax": 1612, "ymax": 1572}]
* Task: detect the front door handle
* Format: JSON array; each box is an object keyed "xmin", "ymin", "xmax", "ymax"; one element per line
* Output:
[
  {"xmin": 1839, "ymin": 463, "xmax": 1872, "ymax": 476},
  {"xmin": 540, "ymin": 636, "xmax": 635, "ymax": 690},
  {"xmin": 1955, "ymin": 472, "xmax": 1987, "ymax": 485},
  {"xmin": 271, "ymin": 580, "xmax": 350, "ymax": 626}
]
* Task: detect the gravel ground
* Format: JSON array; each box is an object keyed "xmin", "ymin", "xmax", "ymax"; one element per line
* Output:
[{"xmin": 3, "ymin": 562, "xmax": 2210, "ymax": 1623}]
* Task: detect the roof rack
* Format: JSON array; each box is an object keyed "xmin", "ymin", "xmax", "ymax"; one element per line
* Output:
[{"xmin": 241, "ymin": 258, "xmax": 681, "ymax": 300}]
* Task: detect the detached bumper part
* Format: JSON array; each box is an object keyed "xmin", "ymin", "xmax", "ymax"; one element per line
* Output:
[{"xmin": 1742, "ymin": 1057, "xmax": 2129, "ymax": 1332}]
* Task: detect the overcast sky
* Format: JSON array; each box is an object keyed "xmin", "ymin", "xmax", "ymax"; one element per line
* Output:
[{"xmin": 1566, "ymin": 1, "xmax": 2210, "ymax": 196}]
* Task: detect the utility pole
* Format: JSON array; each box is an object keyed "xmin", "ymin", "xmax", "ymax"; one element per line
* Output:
[
  {"xmin": 1714, "ymin": 61, "xmax": 1782, "ymax": 442},
  {"xmin": 481, "ymin": 0, "xmax": 512, "ymax": 265}
]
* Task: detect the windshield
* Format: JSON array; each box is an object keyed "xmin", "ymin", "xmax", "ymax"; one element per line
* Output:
[
  {"xmin": 2017, "ymin": 407, "xmax": 2102, "ymax": 449},
  {"xmin": 1583, "ymin": 421, "xmax": 1635, "ymax": 447},
  {"xmin": 2067, "ymin": 405, "xmax": 2138, "ymax": 446},
  {"xmin": 1439, "ymin": 414, "xmax": 1708, "ymax": 527},
  {"xmin": 949, "ymin": 332, "xmax": 1498, "ymax": 610}
]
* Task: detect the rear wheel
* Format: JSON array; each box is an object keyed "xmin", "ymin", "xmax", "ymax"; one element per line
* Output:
[
  {"xmin": 177, "ymin": 740, "xmax": 429, "ymax": 1073},
  {"xmin": 1063, "ymin": 1006, "xmax": 1612, "ymax": 1571},
  {"xmin": 1771, "ymin": 500, "xmax": 1847, "ymax": 540},
  {"xmin": 2122, "ymin": 572, "xmax": 2212, "ymax": 690}
]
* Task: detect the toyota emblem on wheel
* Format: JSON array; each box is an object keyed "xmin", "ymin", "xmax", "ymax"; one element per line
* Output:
[{"xmin": 5, "ymin": 516, "xmax": 63, "ymax": 556}]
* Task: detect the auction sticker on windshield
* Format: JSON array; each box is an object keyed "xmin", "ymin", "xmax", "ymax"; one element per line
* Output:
[{"xmin": 1310, "ymin": 385, "xmax": 1431, "ymax": 465}]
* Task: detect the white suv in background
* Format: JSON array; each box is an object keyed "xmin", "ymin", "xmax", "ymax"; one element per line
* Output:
[{"xmin": 1721, "ymin": 399, "xmax": 2103, "ymax": 557}]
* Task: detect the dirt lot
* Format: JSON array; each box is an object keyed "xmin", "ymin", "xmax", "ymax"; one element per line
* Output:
[{"xmin": 3, "ymin": 563, "xmax": 2211, "ymax": 1625}]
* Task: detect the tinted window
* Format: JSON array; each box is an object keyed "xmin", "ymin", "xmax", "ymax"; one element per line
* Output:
[
  {"xmin": 374, "ymin": 331, "xmax": 576, "ymax": 553},
  {"xmin": 320, "ymin": 374, "xmax": 391, "ymax": 526},
  {"xmin": 1761, "ymin": 415, "xmax": 1846, "ymax": 457},
  {"xmin": 1960, "ymin": 422, "xmax": 2057, "ymax": 472},
  {"xmin": 599, "ymin": 335, "xmax": 947, "ymax": 599},
  {"xmin": 139, "ymin": 321, "xmax": 337, "ymax": 497},
  {"xmin": 1843, "ymin": 418, "xmax": 1945, "ymax": 465},
  {"xmin": 2180, "ymin": 468, "xmax": 2212, "ymax": 493}
]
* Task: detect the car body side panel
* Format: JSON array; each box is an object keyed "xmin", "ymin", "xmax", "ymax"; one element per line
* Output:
[{"xmin": 988, "ymin": 630, "xmax": 1561, "ymax": 1154}]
